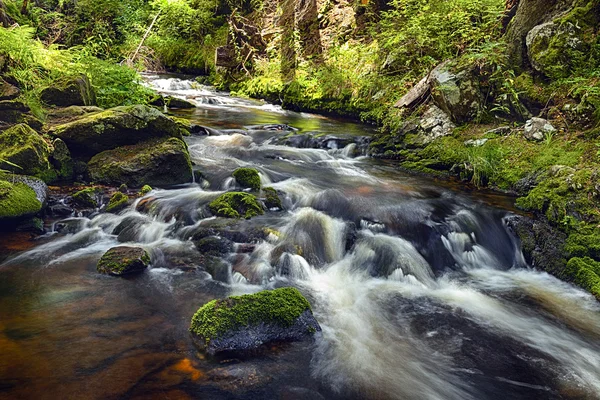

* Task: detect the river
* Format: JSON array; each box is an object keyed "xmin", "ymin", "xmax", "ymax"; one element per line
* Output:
[{"xmin": 0, "ymin": 76, "xmax": 599, "ymax": 400}]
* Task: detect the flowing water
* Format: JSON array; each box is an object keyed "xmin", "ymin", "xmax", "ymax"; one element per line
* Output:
[{"xmin": 1, "ymin": 75, "xmax": 599, "ymax": 400}]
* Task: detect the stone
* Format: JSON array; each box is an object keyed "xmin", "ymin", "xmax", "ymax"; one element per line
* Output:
[
  {"xmin": 189, "ymin": 287, "xmax": 321, "ymax": 355},
  {"xmin": 263, "ymin": 187, "xmax": 283, "ymax": 210},
  {"xmin": 72, "ymin": 187, "xmax": 101, "ymax": 208},
  {"xmin": 523, "ymin": 117, "xmax": 556, "ymax": 141},
  {"xmin": 87, "ymin": 137, "xmax": 193, "ymax": 187},
  {"xmin": 166, "ymin": 96, "xmax": 195, "ymax": 109},
  {"xmin": 195, "ymin": 236, "xmax": 235, "ymax": 256},
  {"xmin": 0, "ymin": 124, "xmax": 54, "ymax": 181},
  {"xmin": 418, "ymin": 105, "xmax": 456, "ymax": 144},
  {"xmin": 0, "ymin": 78, "xmax": 19, "ymax": 100},
  {"xmin": 97, "ymin": 246, "xmax": 151, "ymax": 276},
  {"xmin": 233, "ymin": 167, "xmax": 261, "ymax": 191},
  {"xmin": 0, "ymin": 176, "xmax": 44, "ymax": 223},
  {"xmin": 209, "ymin": 192, "xmax": 264, "ymax": 219},
  {"xmin": 106, "ymin": 192, "xmax": 129, "ymax": 213},
  {"xmin": 464, "ymin": 138, "xmax": 489, "ymax": 147},
  {"xmin": 49, "ymin": 138, "xmax": 73, "ymax": 181},
  {"xmin": 430, "ymin": 62, "xmax": 483, "ymax": 124},
  {"xmin": 49, "ymin": 105, "xmax": 186, "ymax": 158},
  {"xmin": 40, "ymin": 75, "xmax": 96, "ymax": 107}
]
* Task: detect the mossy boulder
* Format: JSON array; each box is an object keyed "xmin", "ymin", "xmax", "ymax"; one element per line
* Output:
[
  {"xmin": 263, "ymin": 187, "xmax": 283, "ymax": 210},
  {"xmin": 166, "ymin": 96, "xmax": 196, "ymax": 109},
  {"xmin": 49, "ymin": 105, "xmax": 185, "ymax": 158},
  {"xmin": 189, "ymin": 287, "xmax": 321, "ymax": 355},
  {"xmin": 0, "ymin": 124, "xmax": 55, "ymax": 181},
  {"xmin": 106, "ymin": 192, "xmax": 129, "ymax": 213},
  {"xmin": 209, "ymin": 192, "xmax": 264, "ymax": 219},
  {"xmin": 233, "ymin": 168, "xmax": 261, "ymax": 191},
  {"xmin": 97, "ymin": 246, "xmax": 151, "ymax": 276},
  {"xmin": 49, "ymin": 138, "xmax": 73, "ymax": 181},
  {"xmin": 87, "ymin": 137, "xmax": 193, "ymax": 187},
  {"xmin": 139, "ymin": 185, "xmax": 153, "ymax": 196},
  {"xmin": 72, "ymin": 187, "xmax": 101, "ymax": 208},
  {"xmin": 0, "ymin": 179, "xmax": 42, "ymax": 222},
  {"xmin": 40, "ymin": 75, "xmax": 96, "ymax": 107}
]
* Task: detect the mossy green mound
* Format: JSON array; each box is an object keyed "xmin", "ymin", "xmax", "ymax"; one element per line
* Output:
[
  {"xmin": 49, "ymin": 104, "xmax": 186, "ymax": 157},
  {"xmin": 0, "ymin": 179, "xmax": 42, "ymax": 220},
  {"xmin": 190, "ymin": 287, "xmax": 313, "ymax": 345},
  {"xmin": 209, "ymin": 192, "xmax": 264, "ymax": 219},
  {"xmin": 233, "ymin": 168, "xmax": 261, "ymax": 191},
  {"xmin": 139, "ymin": 185, "xmax": 153, "ymax": 196},
  {"xmin": 88, "ymin": 137, "xmax": 193, "ymax": 187},
  {"xmin": 106, "ymin": 192, "xmax": 129, "ymax": 213},
  {"xmin": 97, "ymin": 246, "xmax": 150, "ymax": 276},
  {"xmin": 0, "ymin": 124, "xmax": 55, "ymax": 181},
  {"xmin": 72, "ymin": 187, "xmax": 100, "ymax": 208}
]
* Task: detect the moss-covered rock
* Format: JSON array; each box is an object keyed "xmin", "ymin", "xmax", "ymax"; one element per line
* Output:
[
  {"xmin": 49, "ymin": 105, "xmax": 186, "ymax": 158},
  {"xmin": 139, "ymin": 185, "xmax": 153, "ymax": 196},
  {"xmin": 49, "ymin": 138, "xmax": 74, "ymax": 181},
  {"xmin": 565, "ymin": 257, "xmax": 600, "ymax": 299},
  {"xmin": 40, "ymin": 75, "xmax": 96, "ymax": 107},
  {"xmin": 0, "ymin": 179, "xmax": 43, "ymax": 222},
  {"xmin": 166, "ymin": 96, "xmax": 196, "ymax": 109},
  {"xmin": 72, "ymin": 187, "xmax": 101, "ymax": 208},
  {"xmin": 97, "ymin": 246, "xmax": 150, "ymax": 276},
  {"xmin": 430, "ymin": 62, "xmax": 483, "ymax": 124},
  {"xmin": 106, "ymin": 192, "xmax": 129, "ymax": 213},
  {"xmin": 209, "ymin": 192, "xmax": 264, "ymax": 219},
  {"xmin": 233, "ymin": 168, "xmax": 261, "ymax": 191},
  {"xmin": 87, "ymin": 137, "xmax": 193, "ymax": 187},
  {"xmin": 263, "ymin": 187, "xmax": 283, "ymax": 210},
  {"xmin": 189, "ymin": 287, "xmax": 321, "ymax": 355},
  {"xmin": 0, "ymin": 124, "xmax": 55, "ymax": 181}
]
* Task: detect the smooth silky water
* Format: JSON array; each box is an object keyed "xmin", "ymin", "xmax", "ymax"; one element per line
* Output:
[{"xmin": 1, "ymin": 76, "xmax": 599, "ymax": 400}]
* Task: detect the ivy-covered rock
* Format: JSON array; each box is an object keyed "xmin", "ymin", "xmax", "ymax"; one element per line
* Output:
[
  {"xmin": 189, "ymin": 287, "xmax": 321, "ymax": 355},
  {"xmin": 0, "ymin": 124, "xmax": 55, "ymax": 181},
  {"xmin": 233, "ymin": 167, "xmax": 261, "ymax": 191},
  {"xmin": 72, "ymin": 187, "xmax": 101, "ymax": 208},
  {"xmin": 97, "ymin": 246, "xmax": 150, "ymax": 276},
  {"xmin": 49, "ymin": 104, "xmax": 186, "ymax": 157},
  {"xmin": 106, "ymin": 192, "xmax": 129, "ymax": 213},
  {"xmin": 209, "ymin": 192, "xmax": 264, "ymax": 219},
  {"xmin": 87, "ymin": 137, "xmax": 193, "ymax": 187},
  {"xmin": 40, "ymin": 75, "xmax": 96, "ymax": 107}
]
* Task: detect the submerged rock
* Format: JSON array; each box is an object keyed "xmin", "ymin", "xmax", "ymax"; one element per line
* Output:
[
  {"xmin": 97, "ymin": 246, "xmax": 150, "ymax": 276},
  {"xmin": 40, "ymin": 75, "xmax": 96, "ymax": 107},
  {"xmin": 209, "ymin": 192, "xmax": 264, "ymax": 219},
  {"xmin": 49, "ymin": 104, "xmax": 185, "ymax": 157},
  {"xmin": 87, "ymin": 137, "xmax": 193, "ymax": 187},
  {"xmin": 189, "ymin": 287, "xmax": 321, "ymax": 355},
  {"xmin": 233, "ymin": 167, "xmax": 261, "ymax": 191}
]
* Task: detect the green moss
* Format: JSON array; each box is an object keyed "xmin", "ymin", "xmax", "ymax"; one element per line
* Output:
[
  {"xmin": 0, "ymin": 180, "xmax": 42, "ymax": 219},
  {"xmin": 189, "ymin": 287, "xmax": 312, "ymax": 344},
  {"xmin": 72, "ymin": 187, "xmax": 100, "ymax": 208},
  {"xmin": 0, "ymin": 123, "xmax": 55, "ymax": 181},
  {"xmin": 106, "ymin": 192, "xmax": 129, "ymax": 213},
  {"xmin": 139, "ymin": 185, "xmax": 153, "ymax": 195},
  {"xmin": 565, "ymin": 257, "xmax": 600, "ymax": 299},
  {"xmin": 96, "ymin": 247, "xmax": 150, "ymax": 275},
  {"xmin": 209, "ymin": 192, "xmax": 264, "ymax": 219},
  {"xmin": 233, "ymin": 168, "xmax": 261, "ymax": 191},
  {"xmin": 565, "ymin": 228, "xmax": 600, "ymax": 259},
  {"xmin": 263, "ymin": 187, "xmax": 282, "ymax": 210}
]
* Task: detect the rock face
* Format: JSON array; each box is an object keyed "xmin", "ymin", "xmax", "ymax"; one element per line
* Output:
[
  {"xmin": 0, "ymin": 174, "xmax": 48, "ymax": 223},
  {"xmin": 189, "ymin": 287, "xmax": 321, "ymax": 355},
  {"xmin": 40, "ymin": 75, "xmax": 96, "ymax": 107},
  {"xmin": 523, "ymin": 117, "xmax": 556, "ymax": 141},
  {"xmin": 49, "ymin": 105, "xmax": 185, "ymax": 157},
  {"xmin": 97, "ymin": 246, "xmax": 151, "ymax": 276},
  {"xmin": 430, "ymin": 62, "xmax": 482, "ymax": 124},
  {"xmin": 87, "ymin": 137, "xmax": 193, "ymax": 187},
  {"xmin": 0, "ymin": 124, "xmax": 53, "ymax": 179},
  {"xmin": 209, "ymin": 192, "xmax": 264, "ymax": 219}
]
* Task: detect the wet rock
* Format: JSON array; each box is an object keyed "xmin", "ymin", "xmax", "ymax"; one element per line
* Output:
[
  {"xmin": 263, "ymin": 187, "xmax": 283, "ymax": 210},
  {"xmin": 0, "ymin": 99, "xmax": 31, "ymax": 126},
  {"xmin": 250, "ymin": 124, "xmax": 297, "ymax": 132},
  {"xmin": 523, "ymin": 117, "xmax": 556, "ymax": 141},
  {"xmin": 430, "ymin": 62, "xmax": 482, "ymax": 124},
  {"xmin": 190, "ymin": 287, "xmax": 321, "ymax": 355},
  {"xmin": 0, "ymin": 124, "xmax": 54, "ymax": 180},
  {"xmin": 166, "ymin": 96, "xmax": 195, "ymax": 109},
  {"xmin": 0, "ymin": 175, "xmax": 47, "ymax": 225},
  {"xmin": 88, "ymin": 137, "xmax": 193, "ymax": 187},
  {"xmin": 49, "ymin": 105, "xmax": 186, "ymax": 158},
  {"xmin": 40, "ymin": 75, "xmax": 96, "ymax": 107},
  {"xmin": 97, "ymin": 246, "xmax": 151, "ymax": 276},
  {"xmin": 209, "ymin": 192, "xmax": 264, "ymax": 219},
  {"xmin": 49, "ymin": 204, "xmax": 74, "ymax": 217},
  {"xmin": 112, "ymin": 215, "xmax": 147, "ymax": 242},
  {"xmin": 233, "ymin": 167, "xmax": 261, "ymax": 191},
  {"xmin": 49, "ymin": 138, "xmax": 73, "ymax": 181},
  {"xmin": 106, "ymin": 192, "xmax": 129, "ymax": 213},
  {"xmin": 0, "ymin": 78, "xmax": 19, "ymax": 100},
  {"xmin": 195, "ymin": 236, "xmax": 235, "ymax": 256},
  {"xmin": 72, "ymin": 187, "xmax": 101, "ymax": 208},
  {"xmin": 191, "ymin": 221, "xmax": 267, "ymax": 244},
  {"xmin": 464, "ymin": 138, "xmax": 488, "ymax": 147}
]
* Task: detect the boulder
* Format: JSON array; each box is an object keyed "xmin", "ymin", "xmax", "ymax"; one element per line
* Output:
[
  {"xmin": 263, "ymin": 187, "xmax": 283, "ymax": 210},
  {"xmin": 523, "ymin": 117, "xmax": 556, "ymax": 141},
  {"xmin": 49, "ymin": 138, "xmax": 73, "ymax": 181},
  {"xmin": 189, "ymin": 287, "xmax": 321, "ymax": 355},
  {"xmin": 209, "ymin": 192, "xmax": 264, "ymax": 219},
  {"xmin": 233, "ymin": 167, "xmax": 261, "ymax": 191},
  {"xmin": 49, "ymin": 105, "xmax": 185, "ymax": 158},
  {"xmin": 166, "ymin": 96, "xmax": 196, "ymax": 109},
  {"xmin": 418, "ymin": 105, "xmax": 456, "ymax": 144},
  {"xmin": 0, "ymin": 100, "xmax": 40, "ymax": 127},
  {"xmin": 97, "ymin": 246, "xmax": 151, "ymax": 276},
  {"xmin": 0, "ymin": 78, "xmax": 19, "ymax": 100},
  {"xmin": 106, "ymin": 192, "xmax": 129, "ymax": 213},
  {"xmin": 40, "ymin": 75, "xmax": 96, "ymax": 107},
  {"xmin": 0, "ymin": 124, "xmax": 54, "ymax": 180},
  {"xmin": 195, "ymin": 236, "xmax": 235, "ymax": 256},
  {"xmin": 87, "ymin": 137, "xmax": 193, "ymax": 187},
  {"xmin": 72, "ymin": 187, "xmax": 101, "ymax": 208},
  {"xmin": 0, "ymin": 174, "xmax": 48, "ymax": 223},
  {"xmin": 430, "ymin": 62, "xmax": 483, "ymax": 124}
]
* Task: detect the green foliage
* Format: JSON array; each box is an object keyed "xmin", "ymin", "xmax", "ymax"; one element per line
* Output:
[
  {"xmin": 232, "ymin": 167, "xmax": 261, "ymax": 191},
  {"xmin": 189, "ymin": 287, "xmax": 312, "ymax": 344},
  {"xmin": 209, "ymin": 191, "xmax": 264, "ymax": 219}
]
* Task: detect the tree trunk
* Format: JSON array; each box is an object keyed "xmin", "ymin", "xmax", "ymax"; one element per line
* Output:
[
  {"xmin": 280, "ymin": 0, "xmax": 297, "ymax": 82},
  {"xmin": 504, "ymin": 0, "xmax": 574, "ymax": 69}
]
